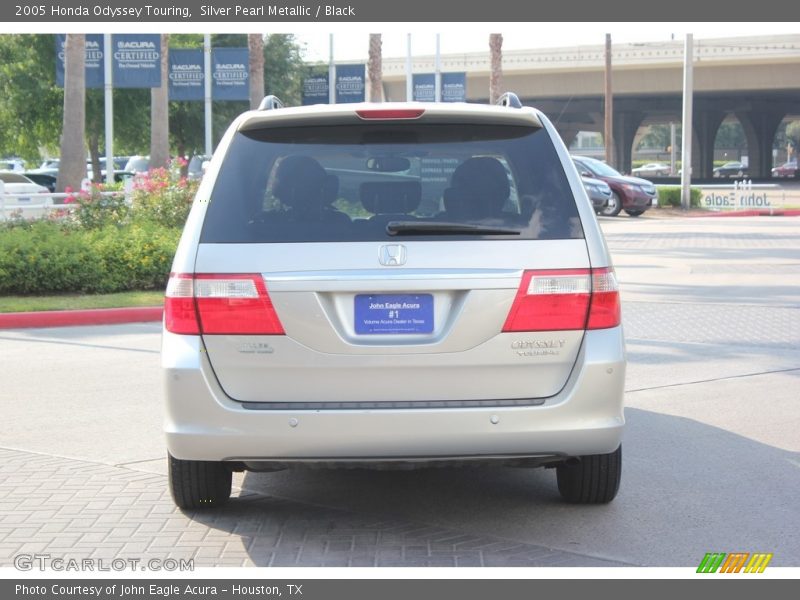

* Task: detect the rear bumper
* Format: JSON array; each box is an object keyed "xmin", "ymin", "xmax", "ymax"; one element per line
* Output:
[{"xmin": 162, "ymin": 327, "xmax": 626, "ymax": 462}]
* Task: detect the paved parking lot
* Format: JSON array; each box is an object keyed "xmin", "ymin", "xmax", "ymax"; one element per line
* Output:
[{"xmin": 1, "ymin": 215, "xmax": 798, "ymax": 568}]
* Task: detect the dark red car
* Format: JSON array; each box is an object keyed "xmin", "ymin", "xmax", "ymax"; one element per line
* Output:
[
  {"xmin": 572, "ymin": 156, "xmax": 657, "ymax": 217},
  {"xmin": 771, "ymin": 161, "xmax": 797, "ymax": 178}
]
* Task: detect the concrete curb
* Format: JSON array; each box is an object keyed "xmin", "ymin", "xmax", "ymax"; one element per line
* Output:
[{"xmin": 0, "ymin": 306, "xmax": 163, "ymax": 329}]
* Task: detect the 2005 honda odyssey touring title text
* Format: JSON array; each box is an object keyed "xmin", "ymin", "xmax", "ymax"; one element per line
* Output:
[{"xmin": 162, "ymin": 93, "xmax": 625, "ymax": 509}]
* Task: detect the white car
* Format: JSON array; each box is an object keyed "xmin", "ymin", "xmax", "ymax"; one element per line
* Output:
[
  {"xmin": 631, "ymin": 162, "xmax": 670, "ymax": 177},
  {"xmin": 0, "ymin": 171, "xmax": 52, "ymax": 220}
]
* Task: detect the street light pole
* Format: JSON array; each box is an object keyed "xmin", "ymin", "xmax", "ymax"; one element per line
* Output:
[
  {"xmin": 104, "ymin": 34, "xmax": 113, "ymax": 186},
  {"xmin": 204, "ymin": 34, "xmax": 212, "ymax": 157},
  {"xmin": 681, "ymin": 33, "xmax": 694, "ymax": 210},
  {"xmin": 604, "ymin": 34, "xmax": 614, "ymax": 168}
]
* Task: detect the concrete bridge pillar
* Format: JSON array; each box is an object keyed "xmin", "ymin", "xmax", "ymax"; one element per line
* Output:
[
  {"xmin": 692, "ymin": 109, "xmax": 725, "ymax": 179},
  {"xmin": 612, "ymin": 110, "xmax": 644, "ymax": 174},
  {"xmin": 736, "ymin": 110, "xmax": 785, "ymax": 178},
  {"xmin": 556, "ymin": 127, "xmax": 580, "ymax": 149}
]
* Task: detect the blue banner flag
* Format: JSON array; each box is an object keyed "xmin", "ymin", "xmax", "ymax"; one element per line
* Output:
[
  {"xmin": 112, "ymin": 34, "xmax": 162, "ymax": 88},
  {"xmin": 302, "ymin": 73, "xmax": 329, "ymax": 105},
  {"xmin": 168, "ymin": 49, "xmax": 204, "ymax": 101},
  {"xmin": 335, "ymin": 64, "xmax": 365, "ymax": 104},
  {"xmin": 211, "ymin": 48, "xmax": 249, "ymax": 101},
  {"xmin": 442, "ymin": 72, "xmax": 467, "ymax": 102},
  {"xmin": 412, "ymin": 73, "xmax": 435, "ymax": 102},
  {"xmin": 55, "ymin": 34, "xmax": 104, "ymax": 88}
]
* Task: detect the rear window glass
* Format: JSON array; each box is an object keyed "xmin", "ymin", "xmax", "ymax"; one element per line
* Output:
[
  {"xmin": 0, "ymin": 172, "xmax": 32, "ymax": 184},
  {"xmin": 200, "ymin": 123, "xmax": 583, "ymax": 243}
]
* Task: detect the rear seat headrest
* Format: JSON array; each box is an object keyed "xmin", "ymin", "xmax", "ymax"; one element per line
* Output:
[{"xmin": 360, "ymin": 181, "xmax": 422, "ymax": 214}]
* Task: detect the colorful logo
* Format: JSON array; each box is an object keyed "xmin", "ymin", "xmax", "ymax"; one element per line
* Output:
[{"xmin": 697, "ymin": 552, "xmax": 773, "ymax": 573}]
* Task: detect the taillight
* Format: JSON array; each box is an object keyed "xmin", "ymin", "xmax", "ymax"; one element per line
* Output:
[
  {"xmin": 164, "ymin": 273, "xmax": 285, "ymax": 335},
  {"xmin": 355, "ymin": 108, "xmax": 425, "ymax": 120},
  {"xmin": 165, "ymin": 274, "xmax": 199, "ymax": 334},
  {"xmin": 502, "ymin": 268, "xmax": 620, "ymax": 332},
  {"xmin": 586, "ymin": 268, "xmax": 621, "ymax": 329}
]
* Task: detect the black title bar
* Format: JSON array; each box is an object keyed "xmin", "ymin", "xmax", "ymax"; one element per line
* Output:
[{"xmin": 3, "ymin": 0, "xmax": 799, "ymax": 22}]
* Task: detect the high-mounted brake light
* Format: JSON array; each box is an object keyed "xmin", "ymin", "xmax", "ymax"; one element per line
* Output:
[
  {"xmin": 355, "ymin": 108, "xmax": 425, "ymax": 120},
  {"xmin": 502, "ymin": 268, "xmax": 620, "ymax": 332},
  {"xmin": 164, "ymin": 273, "xmax": 285, "ymax": 335}
]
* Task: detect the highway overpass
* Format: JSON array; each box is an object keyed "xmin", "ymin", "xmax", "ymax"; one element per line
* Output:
[{"xmin": 380, "ymin": 35, "xmax": 800, "ymax": 178}]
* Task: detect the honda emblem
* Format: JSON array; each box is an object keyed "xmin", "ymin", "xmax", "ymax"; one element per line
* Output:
[{"xmin": 378, "ymin": 244, "xmax": 407, "ymax": 267}]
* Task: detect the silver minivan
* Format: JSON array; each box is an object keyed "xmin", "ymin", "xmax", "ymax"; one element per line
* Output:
[{"xmin": 163, "ymin": 95, "xmax": 625, "ymax": 508}]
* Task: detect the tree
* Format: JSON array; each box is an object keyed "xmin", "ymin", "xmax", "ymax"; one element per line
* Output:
[
  {"xmin": 489, "ymin": 33, "xmax": 503, "ymax": 104},
  {"xmin": 368, "ymin": 34, "xmax": 383, "ymax": 102},
  {"xmin": 56, "ymin": 34, "xmax": 86, "ymax": 193},
  {"xmin": 248, "ymin": 34, "xmax": 265, "ymax": 109},
  {"xmin": 263, "ymin": 34, "xmax": 306, "ymax": 105},
  {"xmin": 150, "ymin": 34, "xmax": 170, "ymax": 170},
  {"xmin": 0, "ymin": 35, "xmax": 63, "ymax": 161},
  {"xmin": 714, "ymin": 121, "xmax": 746, "ymax": 149},
  {"xmin": 785, "ymin": 121, "xmax": 800, "ymax": 159}
]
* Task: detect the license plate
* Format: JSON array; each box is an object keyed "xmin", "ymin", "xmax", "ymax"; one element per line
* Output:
[{"xmin": 354, "ymin": 294, "xmax": 434, "ymax": 335}]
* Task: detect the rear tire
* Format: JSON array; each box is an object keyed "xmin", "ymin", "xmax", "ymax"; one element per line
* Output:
[
  {"xmin": 625, "ymin": 209, "xmax": 644, "ymax": 217},
  {"xmin": 169, "ymin": 454, "xmax": 232, "ymax": 509},
  {"xmin": 599, "ymin": 192, "xmax": 623, "ymax": 217},
  {"xmin": 556, "ymin": 445, "xmax": 621, "ymax": 504}
]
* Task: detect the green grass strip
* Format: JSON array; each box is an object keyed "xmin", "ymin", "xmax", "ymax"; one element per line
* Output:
[{"xmin": 0, "ymin": 290, "xmax": 164, "ymax": 313}]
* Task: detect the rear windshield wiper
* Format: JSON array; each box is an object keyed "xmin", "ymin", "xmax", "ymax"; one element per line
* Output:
[{"xmin": 386, "ymin": 221, "xmax": 521, "ymax": 236}]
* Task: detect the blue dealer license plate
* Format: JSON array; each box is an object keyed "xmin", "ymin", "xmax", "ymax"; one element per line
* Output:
[{"xmin": 354, "ymin": 294, "xmax": 434, "ymax": 335}]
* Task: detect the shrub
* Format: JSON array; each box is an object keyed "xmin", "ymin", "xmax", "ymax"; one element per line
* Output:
[
  {"xmin": 131, "ymin": 164, "xmax": 198, "ymax": 228},
  {"xmin": 0, "ymin": 221, "xmax": 104, "ymax": 294},
  {"xmin": 88, "ymin": 223, "xmax": 182, "ymax": 292},
  {"xmin": 656, "ymin": 186, "xmax": 702, "ymax": 208},
  {"xmin": 67, "ymin": 184, "xmax": 130, "ymax": 230},
  {"xmin": 0, "ymin": 221, "xmax": 181, "ymax": 295}
]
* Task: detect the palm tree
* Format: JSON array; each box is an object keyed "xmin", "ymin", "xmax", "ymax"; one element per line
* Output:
[
  {"xmin": 489, "ymin": 33, "xmax": 503, "ymax": 105},
  {"xmin": 150, "ymin": 33, "xmax": 170, "ymax": 170},
  {"xmin": 248, "ymin": 34, "xmax": 265, "ymax": 109},
  {"xmin": 368, "ymin": 34, "xmax": 382, "ymax": 102},
  {"xmin": 56, "ymin": 34, "xmax": 86, "ymax": 193}
]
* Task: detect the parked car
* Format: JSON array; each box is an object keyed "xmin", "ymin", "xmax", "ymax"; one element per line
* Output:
[
  {"xmin": 187, "ymin": 154, "xmax": 210, "ymax": 180},
  {"xmin": 39, "ymin": 158, "xmax": 60, "ymax": 170},
  {"xmin": 771, "ymin": 160, "xmax": 797, "ymax": 178},
  {"xmin": 85, "ymin": 170, "xmax": 135, "ymax": 185},
  {"xmin": 0, "ymin": 171, "xmax": 52, "ymax": 219},
  {"xmin": 0, "ymin": 158, "xmax": 25, "ymax": 172},
  {"xmin": 631, "ymin": 162, "xmax": 670, "ymax": 178},
  {"xmin": 124, "ymin": 155, "xmax": 149, "ymax": 174},
  {"xmin": 572, "ymin": 155, "xmax": 656, "ymax": 217},
  {"xmin": 713, "ymin": 161, "xmax": 748, "ymax": 178},
  {"xmin": 87, "ymin": 157, "xmax": 130, "ymax": 172},
  {"xmin": 163, "ymin": 95, "xmax": 625, "ymax": 509},
  {"xmin": 22, "ymin": 170, "xmax": 57, "ymax": 192},
  {"xmin": 581, "ymin": 175, "xmax": 612, "ymax": 212}
]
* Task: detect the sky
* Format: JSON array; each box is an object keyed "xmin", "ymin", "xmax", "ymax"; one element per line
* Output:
[{"xmin": 292, "ymin": 23, "xmax": 794, "ymax": 62}]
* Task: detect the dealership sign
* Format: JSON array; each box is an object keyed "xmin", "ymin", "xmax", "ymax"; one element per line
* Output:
[
  {"xmin": 168, "ymin": 49, "xmax": 204, "ymax": 101},
  {"xmin": 412, "ymin": 72, "xmax": 467, "ymax": 102},
  {"xmin": 112, "ymin": 34, "xmax": 162, "ymax": 88},
  {"xmin": 335, "ymin": 64, "xmax": 365, "ymax": 103},
  {"xmin": 302, "ymin": 73, "xmax": 329, "ymax": 105},
  {"xmin": 55, "ymin": 34, "xmax": 104, "ymax": 88},
  {"xmin": 211, "ymin": 48, "xmax": 249, "ymax": 101},
  {"xmin": 56, "ymin": 34, "xmax": 162, "ymax": 88}
]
